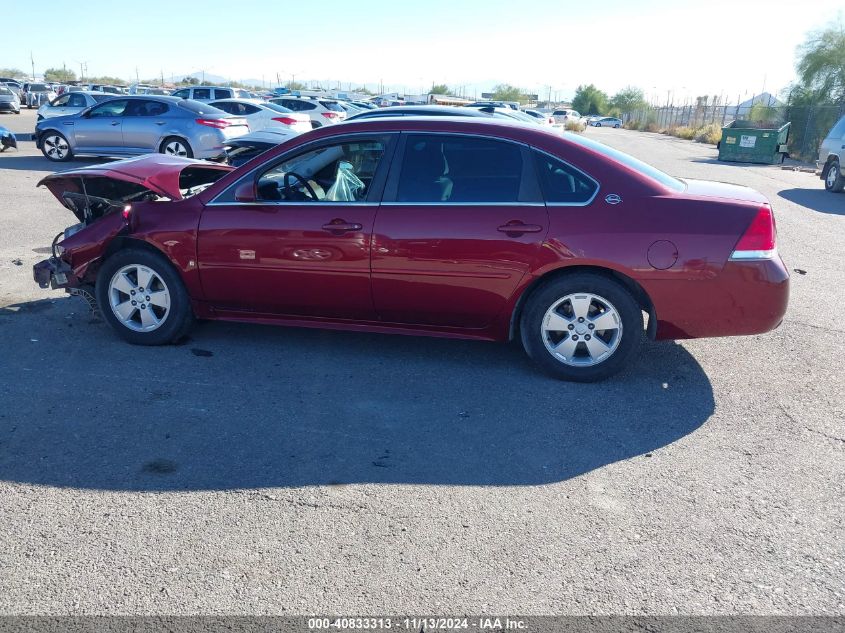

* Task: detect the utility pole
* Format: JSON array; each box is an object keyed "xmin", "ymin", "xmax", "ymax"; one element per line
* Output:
[{"xmin": 30, "ymin": 51, "xmax": 35, "ymax": 80}]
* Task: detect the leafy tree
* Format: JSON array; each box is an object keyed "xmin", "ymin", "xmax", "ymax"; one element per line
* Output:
[
  {"xmin": 0, "ymin": 67, "xmax": 26, "ymax": 80},
  {"xmin": 609, "ymin": 86, "xmax": 647, "ymax": 113},
  {"xmin": 491, "ymin": 84, "xmax": 522, "ymax": 103},
  {"xmin": 430, "ymin": 83, "xmax": 449, "ymax": 95},
  {"xmin": 44, "ymin": 67, "xmax": 76, "ymax": 83},
  {"xmin": 797, "ymin": 20, "xmax": 845, "ymax": 103},
  {"xmin": 88, "ymin": 76, "xmax": 127, "ymax": 86},
  {"xmin": 182, "ymin": 76, "xmax": 199, "ymax": 85},
  {"xmin": 572, "ymin": 84, "xmax": 608, "ymax": 115},
  {"xmin": 287, "ymin": 80, "xmax": 307, "ymax": 91}
]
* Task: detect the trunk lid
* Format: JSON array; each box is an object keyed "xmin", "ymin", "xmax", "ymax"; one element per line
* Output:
[{"xmin": 681, "ymin": 178, "xmax": 768, "ymax": 205}]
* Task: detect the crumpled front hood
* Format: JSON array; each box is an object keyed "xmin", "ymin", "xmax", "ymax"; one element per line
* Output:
[{"xmin": 38, "ymin": 154, "xmax": 234, "ymax": 202}]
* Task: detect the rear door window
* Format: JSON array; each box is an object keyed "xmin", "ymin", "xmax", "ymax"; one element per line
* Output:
[
  {"xmin": 533, "ymin": 152, "xmax": 598, "ymax": 204},
  {"xmin": 828, "ymin": 116, "xmax": 845, "ymax": 140},
  {"xmin": 214, "ymin": 88, "xmax": 233, "ymax": 99},
  {"xmin": 396, "ymin": 135, "xmax": 526, "ymax": 203},
  {"xmin": 193, "ymin": 88, "xmax": 212, "ymax": 100}
]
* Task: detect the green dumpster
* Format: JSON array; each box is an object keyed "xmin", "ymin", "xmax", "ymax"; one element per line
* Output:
[{"xmin": 717, "ymin": 120, "xmax": 790, "ymax": 164}]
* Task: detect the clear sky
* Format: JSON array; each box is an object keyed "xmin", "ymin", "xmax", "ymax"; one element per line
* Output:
[{"xmin": 4, "ymin": 0, "xmax": 842, "ymax": 103}]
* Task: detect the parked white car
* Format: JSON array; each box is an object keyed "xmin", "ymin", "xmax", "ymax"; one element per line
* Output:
[
  {"xmin": 171, "ymin": 86, "xmax": 252, "ymax": 103},
  {"xmin": 551, "ymin": 109, "xmax": 583, "ymax": 128},
  {"xmin": 590, "ymin": 116, "xmax": 622, "ymax": 128},
  {"xmin": 269, "ymin": 96, "xmax": 347, "ymax": 128},
  {"xmin": 208, "ymin": 98, "xmax": 311, "ymax": 134},
  {"xmin": 522, "ymin": 109, "xmax": 555, "ymax": 126},
  {"xmin": 36, "ymin": 91, "xmax": 113, "ymax": 124}
]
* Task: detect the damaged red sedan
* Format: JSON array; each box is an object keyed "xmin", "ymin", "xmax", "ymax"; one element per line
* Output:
[{"xmin": 33, "ymin": 118, "xmax": 789, "ymax": 381}]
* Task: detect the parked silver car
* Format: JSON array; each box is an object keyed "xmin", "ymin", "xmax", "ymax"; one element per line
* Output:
[
  {"xmin": 818, "ymin": 114, "xmax": 845, "ymax": 193},
  {"xmin": 0, "ymin": 85, "xmax": 21, "ymax": 114},
  {"xmin": 590, "ymin": 117, "xmax": 622, "ymax": 128},
  {"xmin": 34, "ymin": 96, "xmax": 249, "ymax": 162},
  {"xmin": 36, "ymin": 91, "xmax": 113, "ymax": 125}
]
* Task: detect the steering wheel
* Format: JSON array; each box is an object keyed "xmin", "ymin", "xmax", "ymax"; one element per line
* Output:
[{"xmin": 283, "ymin": 171, "xmax": 318, "ymax": 201}]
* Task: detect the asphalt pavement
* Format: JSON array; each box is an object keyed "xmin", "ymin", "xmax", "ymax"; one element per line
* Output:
[{"xmin": 0, "ymin": 109, "xmax": 842, "ymax": 615}]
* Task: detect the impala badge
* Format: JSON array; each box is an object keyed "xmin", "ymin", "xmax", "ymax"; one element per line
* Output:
[
  {"xmin": 605, "ymin": 194, "xmax": 623, "ymax": 205},
  {"xmin": 239, "ymin": 250, "xmax": 256, "ymax": 260}
]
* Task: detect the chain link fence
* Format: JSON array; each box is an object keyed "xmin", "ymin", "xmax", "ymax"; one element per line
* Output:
[{"xmin": 623, "ymin": 103, "xmax": 844, "ymax": 163}]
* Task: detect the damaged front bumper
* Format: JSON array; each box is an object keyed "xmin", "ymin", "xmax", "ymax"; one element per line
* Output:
[{"xmin": 33, "ymin": 257, "xmax": 78, "ymax": 290}]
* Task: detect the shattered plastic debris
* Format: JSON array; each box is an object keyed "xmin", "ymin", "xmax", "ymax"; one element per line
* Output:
[
  {"xmin": 11, "ymin": 259, "xmax": 22, "ymax": 266},
  {"xmin": 793, "ymin": 268, "xmax": 807, "ymax": 275}
]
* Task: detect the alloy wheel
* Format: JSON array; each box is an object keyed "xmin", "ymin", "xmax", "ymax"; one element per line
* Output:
[
  {"xmin": 43, "ymin": 135, "xmax": 69, "ymax": 160},
  {"xmin": 108, "ymin": 264, "xmax": 171, "ymax": 332},
  {"xmin": 541, "ymin": 293, "xmax": 623, "ymax": 366},
  {"xmin": 826, "ymin": 163, "xmax": 839, "ymax": 189},
  {"xmin": 163, "ymin": 140, "xmax": 188, "ymax": 157}
]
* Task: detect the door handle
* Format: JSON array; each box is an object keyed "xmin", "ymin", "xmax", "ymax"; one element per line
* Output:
[
  {"xmin": 322, "ymin": 220, "xmax": 363, "ymax": 233},
  {"xmin": 497, "ymin": 222, "xmax": 544, "ymax": 234},
  {"xmin": 110, "ymin": 121, "xmax": 120, "ymax": 126},
  {"xmin": 155, "ymin": 121, "xmax": 166, "ymax": 126}
]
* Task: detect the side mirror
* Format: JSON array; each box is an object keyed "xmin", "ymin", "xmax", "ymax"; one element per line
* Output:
[{"xmin": 234, "ymin": 181, "xmax": 256, "ymax": 203}]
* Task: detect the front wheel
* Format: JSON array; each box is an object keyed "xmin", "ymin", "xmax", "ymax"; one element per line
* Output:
[
  {"xmin": 520, "ymin": 273, "xmax": 643, "ymax": 382},
  {"xmin": 160, "ymin": 136, "xmax": 193, "ymax": 158},
  {"xmin": 596, "ymin": 122, "xmax": 602, "ymax": 127},
  {"xmin": 824, "ymin": 159, "xmax": 844, "ymax": 192},
  {"xmin": 95, "ymin": 248, "xmax": 194, "ymax": 345},
  {"xmin": 40, "ymin": 132, "xmax": 73, "ymax": 162}
]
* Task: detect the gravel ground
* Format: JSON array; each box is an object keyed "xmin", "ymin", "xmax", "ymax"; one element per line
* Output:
[{"xmin": 0, "ymin": 111, "xmax": 842, "ymax": 615}]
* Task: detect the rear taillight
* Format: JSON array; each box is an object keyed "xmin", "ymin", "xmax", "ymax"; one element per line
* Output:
[
  {"xmin": 272, "ymin": 116, "xmax": 299, "ymax": 126},
  {"xmin": 196, "ymin": 118, "xmax": 231, "ymax": 129},
  {"xmin": 730, "ymin": 205, "xmax": 777, "ymax": 260},
  {"xmin": 321, "ymin": 112, "xmax": 338, "ymax": 119}
]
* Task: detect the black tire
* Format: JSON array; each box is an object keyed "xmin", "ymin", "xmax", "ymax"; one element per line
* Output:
[
  {"xmin": 613, "ymin": 124, "xmax": 620, "ymax": 128},
  {"xmin": 95, "ymin": 248, "xmax": 194, "ymax": 345},
  {"xmin": 824, "ymin": 159, "xmax": 844, "ymax": 193},
  {"xmin": 39, "ymin": 131, "xmax": 73, "ymax": 162},
  {"xmin": 596, "ymin": 122, "xmax": 602, "ymax": 127},
  {"xmin": 159, "ymin": 136, "xmax": 194, "ymax": 158},
  {"xmin": 520, "ymin": 273, "xmax": 643, "ymax": 382}
]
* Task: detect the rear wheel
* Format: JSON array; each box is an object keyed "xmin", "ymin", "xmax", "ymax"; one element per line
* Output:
[
  {"xmin": 41, "ymin": 132, "xmax": 73, "ymax": 162},
  {"xmin": 824, "ymin": 159, "xmax": 844, "ymax": 192},
  {"xmin": 160, "ymin": 136, "xmax": 193, "ymax": 158},
  {"xmin": 520, "ymin": 273, "xmax": 643, "ymax": 382},
  {"xmin": 95, "ymin": 248, "xmax": 194, "ymax": 345}
]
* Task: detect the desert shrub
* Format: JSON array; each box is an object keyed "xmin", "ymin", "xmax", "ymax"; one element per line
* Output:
[
  {"xmin": 694, "ymin": 123, "xmax": 723, "ymax": 145},
  {"xmin": 673, "ymin": 126, "xmax": 697, "ymax": 140},
  {"xmin": 565, "ymin": 120, "xmax": 584, "ymax": 132}
]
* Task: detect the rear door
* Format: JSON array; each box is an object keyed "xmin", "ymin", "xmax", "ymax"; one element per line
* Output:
[
  {"xmin": 371, "ymin": 133, "xmax": 548, "ymax": 328},
  {"xmin": 121, "ymin": 99, "xmax": 170, "ymax": 151}
]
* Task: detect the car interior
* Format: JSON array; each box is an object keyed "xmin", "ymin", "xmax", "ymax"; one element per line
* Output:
[{"xmin": 257, "ymin": 141, "xmax": 385, "ymax": 202}]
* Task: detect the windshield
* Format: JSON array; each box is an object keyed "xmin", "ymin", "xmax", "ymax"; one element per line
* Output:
[
  {"xmin": 0, "ymin": 87, "xmax": 11, "ymax": 96},
  {"xmin": 320, "ymin": 100, "xmax": 344, "ymax": 112},
  {"xmin": 265, "ymin": 103, "xmax": 294, "ymax": 114},
  {"xmin": 177, "ymin": 99, "xmax": 229, "ymax": 116},
  {"xmin": 566, "ymin": 133, "xmax": 685, "ymax": 191},
  {"xmin": 31, "ymin": 84, "xmax": 49, "ymax": 91}
]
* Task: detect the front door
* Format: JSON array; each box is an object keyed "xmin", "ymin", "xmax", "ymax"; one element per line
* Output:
[
  {"xmin": 372, "ymin": 133, "xmax": 548, "ymax": 328},
  {"xmin": 73, "ymin": 99, "xmax": 127, "ymax": 152},
  {"xmin": 197, "ymin": 135, "xmax": 396, "ymax": 319}
]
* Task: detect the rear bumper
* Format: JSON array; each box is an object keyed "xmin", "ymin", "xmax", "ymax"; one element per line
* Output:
[{"xmin": 645, "ymin": 257, "xmax": 790, "ymax": 340}]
